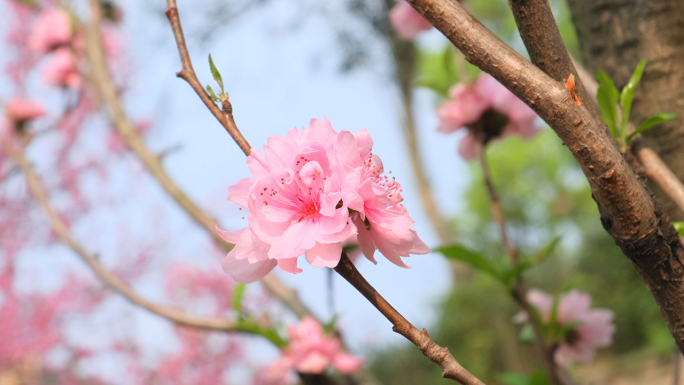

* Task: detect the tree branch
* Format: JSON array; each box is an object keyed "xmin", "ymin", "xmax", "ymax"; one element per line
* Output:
[
  {"xmin": 408, "ymin": 0, "xmax": 684, "ymax": 353},
  {"xmin": 164, "ymin": 0, "xmax": 250, "ymax": 155},
  {"xmin": 84, "ymin": 0, "xmax": 315, "ymax": 321},
  {"xmin": 508, "ymin": 0, "xmax": 599, "ymax": 118},
  {"xmin": 636, "ymin": 146, "xmax": 684, "ymax": 215},
  {"xmin": 334, "ymin": 253, "xmax": 485, "ymax": 385},
  {"xmin": 7, "ymin": 146, "xmax": 266, "ymax": 337}
]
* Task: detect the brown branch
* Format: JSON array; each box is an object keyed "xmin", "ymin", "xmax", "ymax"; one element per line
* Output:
[
  {"xmin": 84, "ymin": 0, "xmax": 315, "ymax": 321},
  {"xmin": 8, "ymin": 146, "xmax": 243, "ymax": 333},
  {"xmin": 334, "ymin": 253, "xmax": 485, "ymax": 385},
  {"xmin": 508, "ymin": 0, "xmax": 599, "ymax": 119},
  {"xmin": 164, "ymin": 0, "xmax": 250, "ymax": 156},
  {"xmin": 407, "ymin": 0, "xmax": 684, "ymax": 353}
]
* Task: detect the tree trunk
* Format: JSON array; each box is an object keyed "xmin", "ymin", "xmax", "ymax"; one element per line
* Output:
[{"xmin": 567, "ymin": 0, "xmax": 684, "ymax": 220}]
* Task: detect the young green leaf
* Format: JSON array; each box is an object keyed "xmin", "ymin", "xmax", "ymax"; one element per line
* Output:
[
  {"xmin": 232, "ymin": 283, "xmax": 247, "ymax": 313},
  {"xmin": 673, "ymin": 222, "xmax": 684, "ymax": 238},
  {"xmin": 518, "ymin": 324, "xmax": 535, "ymax": 344},
  {"xmin": 435, "ymin": 245, "xmax": 501, "ymax": 280},
  {"xmin": 206, "ymin": 85, "xmax": 219, "ymax": 102},
  {"xmin": 596, "ymin": 70, "xmax": 620, "ymax": 138},
  {"xmin": 528, "ymin": 371, "xmax": 552, "ymax": 385},
  {"xmin": 627, "ymin": 112, "xmax": 677, "ymax": 143},
  {"xmin": 498, "ymin": 373, "xmax": 529, "ymax": 385},
  {"xmin": 619, "ymin": 60, "xmax": 646, "ymax": 139},
  {"xmin": 208, "ymin": 54, "xmax": 224, "ymax": 93}
]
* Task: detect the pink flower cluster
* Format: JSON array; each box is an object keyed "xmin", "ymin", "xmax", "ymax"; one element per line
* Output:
[
  {"xmin": 389, "ymin": 1, "xmax": 432, "ymax": 41},
  {"xmin": 27, "ymin": 7, "xmax": 82, "ymax": 89},
  {"xmin": 521, "ymin": 289, "xmax": 615, "ymax": 367},
  {"xmin": 270, "ymin": 317, "xmax": 364, "ymax": 376},
  {"xmin": 437, "ymin": 73, "xmax": 539, "ymax": 160},
  {"xmin": 218, "ymin": 118, "xmax": 429, "ymax": 283}
]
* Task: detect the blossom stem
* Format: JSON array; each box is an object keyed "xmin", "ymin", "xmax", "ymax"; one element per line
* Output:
[{"xmin": 334, "ymin": 253, "xmax": 485, "ymax": 385}]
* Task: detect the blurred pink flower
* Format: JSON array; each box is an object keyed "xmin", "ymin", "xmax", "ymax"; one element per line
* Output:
[
  {"xmin": 389, "ymin": 1, "xmax": 432, "ymax": 40},
  {"xmin": 437, "ymin": 73, "xmax": 539, "ymax": 160},
  {"xmin": 41, "ymin": 48, "xmax": 81, "ymax": 89},
  {"xmin": 218, "ymin": 118, "xmax": 428, "ymax": 283},
  {"xmin": 5, "ymin": 98, "xmax": 46, "ymax": 123},
  {"xmin": 29, "ymin": 9, "xmax": 72, "ymax": 54},
  {"xmin": 523, "ymin": 289, "xmax": 615, "ymax": 367},
  {"xmin": 279, "ymin": 317, "xmax": 364, "ymax": 375}
]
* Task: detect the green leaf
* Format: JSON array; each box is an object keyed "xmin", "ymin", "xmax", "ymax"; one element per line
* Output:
[
  {"xmin": 323, "ymin": 314, "xmax": 339, "ymax": 335},
  {"xmin": 206, "ymin": 85, "xmax": 219, "ymax": 102},
  {"xmin": 435, "ymin": 245, "xmax": 501, "ymax": 280},
  {"xmin": 627, "ymin": 112, "xmax": 677, "ymax": 143},
  {"xmin": 596, "ymin": 70, "xmax": 620, "ymax": 139},
  {"xmin": 619, "ymin": 60, "xmax": 646, "ymax": 140},
  {"xmin": 235, "ymin": 317, "xmax": 287, "ymax": 348},
  {"xmin": 673, "ymin": 222, "xmax": 684, "ymax": 237},
  {"xmin": 232, "ymin": 283, "xmax": 247, "ymax": 313},
  {"xmin": 414, "ymin": 46, "xmax": 464, "ymax": 98},
  {"xmin": 529, "ymin": 371, "xmax": 552, "ymax": 385},
  {"xmin": 498, "ymin": 373, "xmax": 529, "ymax": 385},
  {"xmin": 208, "ymin": 54, "xmax": 224, "ymax": 93},
  {"xmin": 518, "ymin": 323, "xmax": 535, "ymax": 344},
  {"xmin": 508, "ymin": 237, "xmax": 561, "ymax": 280}
]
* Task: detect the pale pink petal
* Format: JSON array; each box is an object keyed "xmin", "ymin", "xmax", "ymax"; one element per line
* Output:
[
  {"xmin": 215, "ymin": 225, "xmax": 243, "ymax": 244},
  {"xmin": 222, "ymin": 257, "xmax": 276, "ymax": 284},
  {"xmin": 228, "ymin": 178, "xmax": 253, "ymax": 208},
  {"xmin": 305, "ymin": 242, "xmax": 343, "ymax": 268},
  {"xmin": 29, "ymin": 9, "xmax": 72, "ymax": 54},
  {"xmin": 457, "ymin": 133, "xmax": 481, "ymax": 161},
  {"xmin": 277, "ymin": 257, "xmax": 303, "ymax": 274},
  {"xmin": 558, "ymin": 290, "xmax": 591, "ymax": 323},
  {"xmin": 389, "ymin": 1, "xmax": 433, "ymax": 41},
  {"xmin": 332, "ymin": 353, "xmax": 365, "ymax": 374},
  {"xmin": 526, "ymin": 289, "xmax": 553, "ymax": 323}
]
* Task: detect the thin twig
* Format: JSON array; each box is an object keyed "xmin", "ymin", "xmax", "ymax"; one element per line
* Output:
[
  {"xmin": 637, "ymin": 147, "xmax": 684, "ymax": 214},
  {"xmin": 569, "ymin": 56, "xmax": 684, "ymax": 216},
  {"xmin": 334, "ymin": 253, "xmax": 485, "ymax": 385},
  {"xmin": 164, "ymin": 0, "xmax": 250, "ymax": 156},
  {"xmin": 85, "ymin": 0, "xmax": 314, "ymax": 321}
]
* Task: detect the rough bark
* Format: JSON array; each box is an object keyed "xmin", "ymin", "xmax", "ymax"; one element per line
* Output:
[
  {"xmin": 567, "ymin": 0, "xmax": 684, "ymax": 220},
  {"xmin": 408, "ymin": 0, "xmax": 684, "ymax": 352}
]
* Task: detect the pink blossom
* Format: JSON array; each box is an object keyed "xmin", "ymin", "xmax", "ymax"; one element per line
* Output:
[
  {"xmin": 218, "ymin": 118, "xmax": 428, "ymax": 283},
  {"xmin": 41, "ymin": 48, "xmax": 81, "ymax": 89},
  {"xmin": 29, "ymin": 9, "xmax": 72, "ymax": 54},
  {"xmin": 389, "ymin": 1, "xmax": 432, "ymax": 41},
  {"xmin": 523, "ymin": 289, "xmax": 615, "ymax": 367},
  {"xmin": 5, "ymin": 98, "xmax": 46, "ymax": 123},
  {"xmin": 277, "ymin": 317, "xmax": 364, "ymax": 375},
  {"xmin": 437, "ymin": 73, "xmax": 539, "ymax": 160}
]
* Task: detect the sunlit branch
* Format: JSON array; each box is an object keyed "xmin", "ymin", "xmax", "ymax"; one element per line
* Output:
[{"xmin": 84, "ymin": 0, "xmax": 315, "ymax": 322}]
